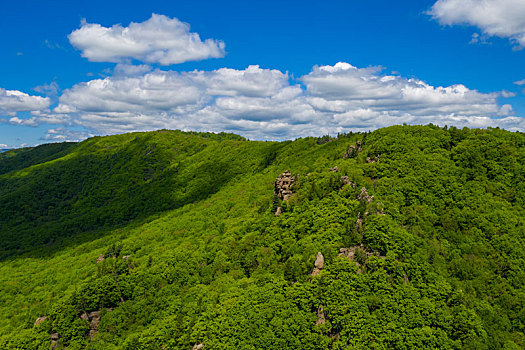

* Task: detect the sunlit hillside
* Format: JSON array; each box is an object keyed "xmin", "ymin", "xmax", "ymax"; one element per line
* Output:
[{"xmin": 1, "ymin": 125, "xmax": 524, "ymax": 349}]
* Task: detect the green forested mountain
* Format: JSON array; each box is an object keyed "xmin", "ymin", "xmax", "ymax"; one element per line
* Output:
[{"xmin": 0, "ymin": 125, "xmax": 524, "ymax": 349}]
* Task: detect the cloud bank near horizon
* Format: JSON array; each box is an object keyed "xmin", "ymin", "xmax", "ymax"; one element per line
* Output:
[
  {"xmin": 14, "ymin": 61, "xmax": 520, "ymax": 142},
  {"xmin": 1, "ymin": 13, "xmax": 524, "ymax": 144}
]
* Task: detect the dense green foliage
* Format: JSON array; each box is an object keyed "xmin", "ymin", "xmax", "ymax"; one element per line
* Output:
[{"xmin": 1, "ymin": 125, "xmax": 524, "ymax": 349}]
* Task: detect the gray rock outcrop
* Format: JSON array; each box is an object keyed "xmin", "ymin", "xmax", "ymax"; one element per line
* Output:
[
  {"xmin": 274, "ymin": 170, "xmax": 296, "ymax": 201},
  {"xmin": 315, "ymin": 305, "xmax": 326, "ymax": 326},
  {"xmin": 311, "ymin": 252, "xmax": 325, "ymax": 276},
  {"xmin": 89, "ymin": 311, "xmax": 102, "ymax": 339},
  {"xmin": 340, "ymin": 175, "xmax": 356, "ymax": 188},
  {"xmin": 34, "ymin": 316, "xmax": 48, "ymax": 327},
  {"xmin": 50, "ymin": 333, "xmax": 59, "ymax": 349},
  {"xmin": 357, "ymin": 187, "xmax": 374, "ymax": 204},
  {"xmin": 343, "ymin": 141, "xmax": 362, "ymax": 159}
]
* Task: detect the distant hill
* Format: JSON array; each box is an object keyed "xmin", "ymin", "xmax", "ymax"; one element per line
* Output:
[{"xmin": 1, "ymin": 126, "xmax": 524, "ymax": 349}]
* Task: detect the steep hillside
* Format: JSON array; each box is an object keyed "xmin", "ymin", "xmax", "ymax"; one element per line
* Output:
[{"xmin": 1, "ymin": 125, "xmax": 524, "ymax": 349}]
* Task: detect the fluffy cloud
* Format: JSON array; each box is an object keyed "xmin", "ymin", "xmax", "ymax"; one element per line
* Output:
[
  {"xmin": 52, "ymin": 65, "xmax": 314, "ymax": 139},
  {"xmin": 302, "ymin": 62, "xmax": 511, "ymax": 119},
  {"xmin": 68, "ymin": 14, "xmax": 225, "ymax": 64},
  {"xmin": 43, "ymin": 62, "xmax": 523, "ymax": 140},
  {"xmin": 44, "ymin": 128, "xmax": 94, "ymax": 142},
  {"xmin": 429, "ymin": 0, "xmax": 525, "ymax": 48},
  {"xmin": 0, "ymin": 88, "xmax": 50, "ymax": 116}
]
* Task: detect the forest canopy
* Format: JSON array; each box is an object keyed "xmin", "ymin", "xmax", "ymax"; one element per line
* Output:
[{"xmin": 0, "ymin": 125, "xmax": 524, "ymax": 349}]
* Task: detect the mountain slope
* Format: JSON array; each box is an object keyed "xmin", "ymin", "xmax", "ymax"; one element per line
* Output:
[{"xmin": 0, "ymin": 125, "xmax": 524, "ymax": 349}]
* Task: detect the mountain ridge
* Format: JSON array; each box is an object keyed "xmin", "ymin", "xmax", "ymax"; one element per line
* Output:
[{"xmin": 1, "ymin": 125, "xmax": 524, "ymax": 349}]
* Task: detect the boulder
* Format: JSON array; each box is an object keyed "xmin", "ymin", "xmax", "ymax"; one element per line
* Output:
[
  {"xmin": 34, "ymin": 316, "xmax": 48, "ymax": 327},
  {"xmin": 96, "ymin": 254, "xmax": 105, "ymax": 264},
  {"xmin": 329, "ymin": 166, "xmax": 339, "ymax": 172},
  {"xmin": 314, "ymin": 252, "xmax": 325, "ymax": 269},
  {"xmin": 339, "ymin": 247, "xmax": 358, "ymax": 260},
  {"xmin": 339, "ymin": 244, "xmax": 381, "ymax": 267},
  {"xmin": 357, "ymin": 187, "xmax": 374, "ymax": 204},
  {"xmin": 192, "ymin": 344, "xmax": 204, "ymax": 350},
  {"xmin": 311, "ymin": 252, "xmax": 325, "ymax": 276},
  {"xmin": 89, "ymin": 311, "xmax": 102, "ymax": 339},
  {"xmin": 366, "ymin": 154, "xmax": 380, "ymax": 163},
  {"xmin": 343, "ymin": 141, "xmax": 362, "ymax": 158},
  {"xmin": 340, "ymin": 175, "xmax": 356, "ymax": 188},
  {"xmin": 355, "ymin": 217, "xmax": 363, "ymax": 232},
  {"xmin": 50, "ymin": 333, "xmax": 59, "ymax": 350},
  {"xmin": 274, "ymin": 206, "xmax": 282, "ymax": 217}
]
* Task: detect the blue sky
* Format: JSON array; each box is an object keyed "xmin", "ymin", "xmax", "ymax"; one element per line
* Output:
[{"xmin": 1, "ymin": 0, "xmax": 524, "ymax": 147}]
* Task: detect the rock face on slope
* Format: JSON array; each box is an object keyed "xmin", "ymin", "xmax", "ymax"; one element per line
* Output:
[
  {"xmin": 274, "ymin": 171, "xmax": 296, "ymax": 216},
  {"xmin": 79, "ymin": 309, "xmax": 113, "ymax": 339},
  {"xmin": 366, "ymin": 155, "xmax": 379, "ymax": 163},
  {"xmin": 339, "ymin": 246, "xmax": 367, "ymax": 261},
  {"xmin": 34, "ymin": 316, "xmax": 48, "ymax": 327},
  {"xmin": 311, "ymin": 252, "xmax": 325, "ymax": 276},
  {"xmin": 357, "ymin": 187, "xmax": 374, "ymax": 204},
  {"xmin": 88, "ymin": 311, "xmax": 101, "ymax": 339},
  {"xmin": 274, "ymin": 170, "xmax": 296, "ymax": 201},
  {"xmin": 343, "ymin": 141, "xmax": 362, "ymax": 159},
  {"xmin": 316, "ymin": 305, "xmax": 326, "ymax": 326},
  {"xmin": 50, "ymin": 333, "xmax": 59, "ymax": 349}
]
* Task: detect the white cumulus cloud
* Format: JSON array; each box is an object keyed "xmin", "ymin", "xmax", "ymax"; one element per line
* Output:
[
  {"xmin": 44, "ymin": 127, "xmax": 94, "ymax": 142},
  {"xmin": 301, "ymin": 63, "xmax": 509, "ymax": 120},
  {"xmin": 68, "ymin": 14, "xmax": 225, "ymax": 64},
  {"xmin": 429, "ymin": 0, "xmax": 525, "ymax": 48},
  {"xmin": 42, "ymin": 62, "xmax": 524, "ymax": 140},
  {"xmin": 0, "ymin": 88, "xmax": 51, "ymax": 116}
]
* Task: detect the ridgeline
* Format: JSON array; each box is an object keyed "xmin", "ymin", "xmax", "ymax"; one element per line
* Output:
[{"xmin": 1, "ymin": 125, "xmax": 524, "ymax": 349}]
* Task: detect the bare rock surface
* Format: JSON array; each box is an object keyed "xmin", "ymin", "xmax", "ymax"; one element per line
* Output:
[
  {"xmin": 34, "ymin": 316, "xmax": 47, "ymax": 327},
  {"xmin": 366, "ymin": 155, "xmax": 380, "ymax": 163},
  {"xmin": 50, "ymin": 333, "xmax": 59, "ymax": 349},
  {"xmin": 315, "ymin": 305, "xmax": 326, "ymax": 326},
  {"xmin": 89, "ymin": 311, "xmax": 102, "ymax": 339},
  {"xmin": 357, "ymin": 187, "xmax": 374, "ymax": 203},
  {"xmin": 311, "ymin": 252, "xmax": 325, "ymax": 276},
  {"xmin": 274, "ymin": 170, "xmax": 296, "ymax": 201},
  {"xmin": 314, "ymin": 252, "xmax": 325, "ymax": 269},
  {"xmin": 340, "ymin": 176, "xmax": 354, "ymax": 187},
  {"xmin": 343, "ymin": 141, "xmax": 362, "ymax": 159}
]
